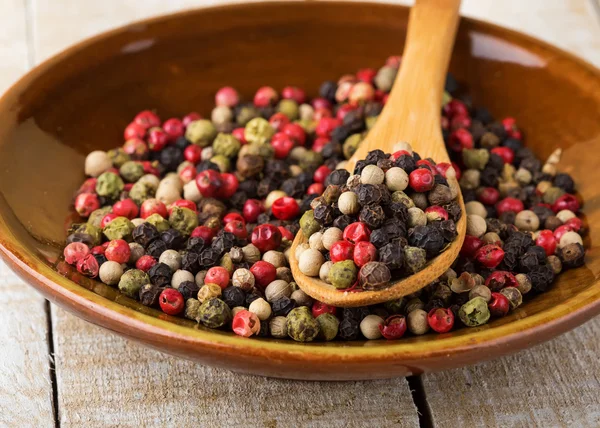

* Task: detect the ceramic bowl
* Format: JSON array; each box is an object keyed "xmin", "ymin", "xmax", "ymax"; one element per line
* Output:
[{"xmin": 1, "ymin": 1, "xmax": 599, "ymax": 380}]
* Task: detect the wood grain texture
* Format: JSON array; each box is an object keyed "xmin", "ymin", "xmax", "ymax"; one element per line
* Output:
[
  {"xmin": 0, "ymin": 1, "xmax": 54, "ymax": 426},
  {"xmin": 51, "ymin": 306, "xmax": 418, "ymax": 428}
]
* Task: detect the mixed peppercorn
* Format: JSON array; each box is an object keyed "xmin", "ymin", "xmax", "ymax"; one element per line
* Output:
[{"xmin": 60, "ymin": 55, "xmax": 586, "ymax": 342}]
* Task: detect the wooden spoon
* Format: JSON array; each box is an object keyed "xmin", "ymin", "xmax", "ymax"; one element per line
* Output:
[{"xmin": 289, "ymin": 0, "xmax": 466, "ymax": 307}]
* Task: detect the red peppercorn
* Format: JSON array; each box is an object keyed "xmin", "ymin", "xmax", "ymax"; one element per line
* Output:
[
  {"xmin": 147, "ymin": 127, "xmax": 169, "ymax": 151},
  {"xmin": 416, "ymin": 159, "xmax": 435, "ymax": 172},
  {"xmin": 122, "ymin": 138, "xmax": 148, "ymax": 159},
  {"xmin": 215, "ymin": 86, "xmax": 239, "ymax": 107},
  {"xmin": 330, "ymin": 241, "xmax": 355, "ymax": 263},
  {"xmin": 159, "ymin": 288, "xmax": 185, "ymax": 315},
  {"xmin": 390, "ymin": 150, "xmax": 411, "ymax": 161},
  {"xmin": 113, "ymin": 199, "xmax": 139, "ymax": 219},
  {"xmin": 315, "ymin": 117, "xmax": 342, "ymax": 138},
  {"xmin": 223, "ymin": 212, "xmax": 245, "ymax": 225},
  {"xmin": 136, "ymin": 255, "xmax": 157, "ymax": 272},
  {"xmin": 231, "ymin": 127, "xmax": 247, "ymax": 145},
  {"xmin": 335, "ymin": 104, "xmax": 358, "ymax": 121},
  {"xmin": 254, "ymin": 86, "xmax": 278, "ymax": 107},
  {"xmin": 307, "ymin": 183, "xmax": 324, "ymax": 196},
  {"xmin": 312, "ymin": 301, "xmax": 338, "ymax": 318},
  {"xmin": 424, "ymin": 205, "xmax": 449, "ymax": 221},
  {"xmin": 448, "ymin": 128, "xmax": 474, "ymax": 152},
  {"xmin": 409, "ymin": 168, "xmax": 435, "ymax": 192},
  {"xmin": 434, "ymin": 162, "xmax": 452, "ymax": 178},
  {"xmin": 313, "ymin": 165, "xmax": 331, "ymax": 184},
  {"xmin": 536, "ymin": 229, "xmax": 557, "ymax": 256},
  {"xmin": 74, "ymin": 193, "xmax": 100, "ymax": 217},
  {"xmin": 343, "ymin": 222, "xmax": 371, "ymax": 244},
  {"xmin": 460, "ymin": 235, "xmax": 483, "ymax": 258},
  {"xmin": 496, "ymin": 197, "xmax": 524, "ymax": 215},
  {"xmin": 552, "ymin": 194, "xmax": 580, "ymax": 213},
  {"xmin": 100, "ymin": 213, "xmax": 119, "ymax": 228},
  {"xmin": 76, "ymin": 178, "xmax": 98, "ymax": 195},
  {"xmin": 63, "ymin": 242, "xmax": 90, "ymax": 265},
  {"xmin": 250, "ymin": 261, "xmax": 277, "ymax": 289},
  {"xmin": 251, "ymin": 224, "xmax": 282, "ymax": 253},
  {"xmin": 271, "ymin": 197, "xmax": 300, "ymax": 220},
  {"xmin": 270, "ymin": 132, "xmax": 295, "ymax": 159},
  {"xmin": 565, "ymin": 217, "xmax": 583, "ymax": 232},
  {"xmin": 282, "ymin": 123, "xmax": 306, "ymax": 146},
  {"xmin": 444, "ymin": 99, "xmax": 469, "ymax": 118},
  {"xmin": 195, "ymin": 169, "xmax": 223, "ymax": 198},
  {"xmin": 268, "ymin": 113, "xmax": 291, "ymax": 132},
  {"xmin": 141, "ymin": 161, "xmax": 160, "ymax": 176},
  {"xmin": 311, "ymin": 137, "xmax": 330, "ymax": 153},
  {"xmin": 76, "ymin": 253, "xmax": 99, "ymax": 278},
  {"xmin": 124, "ymin": 122, "xmax": 146, "ymax": 140},
  {"xmin": 191, "ymin": 226, "xmax": 216, "ymax": 242},
  {"xmin": 502, "ymin": 117, "xmax": 521, "ymax": 139},
  {"xmin": 379, "ymin": 315, "xmax": 407, "ymax": 340},
  {"xmin": 205, "ymin": 266, "xmax": 231, "ymax": 289},
  {"xmin": 353, "ymin": 241, "xmax": 377, "ymax": 267},
  {"xmin": 281, "ymin": 86, "xmax": 306, "ymax": 104},
  {"xmin": 427, "ymin": 308, "xmax": 454, "ymax": 333},
  {"xmin": 356, "ymin": 68, "xmax": 377, "ymax": 83},
  {"xmin": 485, "ymin": 271, "xmax": 518, "ymax": 290},
  {"xmin": 313, "ymin": 108, "xmax": 333, "ymax": 123},
  {"xmin": 475, "ymin": 244, "xmax": 505, "ymax": 268},
  {"xmin": 278, "ymin": 226, "xmax": 294, "ymax": 242},
  {"xmin": 312, "ymin": 97, "xmax": 332, "ymax": 110},
  {"xmin": 179, "ymin": 164, "xmax": 197, "ymax": 184},
  {"xmin": 134, "ymin": 110, "xmax": 160, "ymax": 130},
  {"xmin": 216, "ymin": 173, "xmax": 239, "ymax": 199},
  {"xmin": 478, "ymin": 187, "xmax": 500, "ymax": 205},
  {"xmin": 140, "ymin": 198, "xmax": 168, "ymax": 219},
  {"xmin": 224, "ymin": 220, "xmax": 248, "ymax": 240},
  {"xmin": 183, "ymin": 144, "xmax": 202, "ymax": 164},
  {"xmin": 488, "ymin": 292, "xmax": 510, "ymax": 318},
  {"xmin": 553, "ymin": 224, "xmax": 574, "ymax": 242},
  {"xmin": 90, "ymin": 246, "xmax": 105, "ymax": 255},
  {"xmin": 232, "ymin": 310, "xmax": 261, "ymax": 337},
  {"xmin": 169, "ymin": 199, "xmax": 197, "ymax": 215},
  {"xmin": 490, "ymin": 147, "xmax": 515, "ymax": 164},
  {"xmin": 450, "ymin": 114, "xmax": 471, "ymax": 130},
  {"xmin": 242, "ymin": 199, "xmax": 264, "ymax": 223},
  {"xmin": 163, "ymin": 118, "xmax": 184, "ymax": 141},
  {"xmin": 182, "ymin": 112, "xmax": 202, "ymax": 128},
  {"xmin": 105, "ymin": 239, "xmax": 131, "ymax": 264}
]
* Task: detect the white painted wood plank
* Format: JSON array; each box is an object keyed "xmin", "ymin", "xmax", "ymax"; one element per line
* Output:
[{"xmin": 0, "ymin": 0, "xmax": 54, "ymax": 426}]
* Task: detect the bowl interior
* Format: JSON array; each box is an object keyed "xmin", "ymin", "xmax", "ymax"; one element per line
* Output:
[{"xmin": 1, "ymin": 1, "xmax": 600, "ymax": 358}]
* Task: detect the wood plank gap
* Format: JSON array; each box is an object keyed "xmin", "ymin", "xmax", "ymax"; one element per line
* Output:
[
  {"xmin": 407, "ymin": 376, "xmax": 434, "ymax": 428},
  {"xmin": 45, "ymin": 301, "xmax": 60, "ymax": 428}
]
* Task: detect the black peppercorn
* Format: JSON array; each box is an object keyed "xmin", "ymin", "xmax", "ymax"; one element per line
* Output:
[
  {"xmin": 333, "ymin": 214, "xmax": 354, "ymax": 231},
  {"xmin": 257, "ymin": 178, "xmax": 279, "ymax": 198},
  {"xmin": 212, "ymin": 231, "xmax": 238, "ymax": 255},
  {"xmin": 433, "ymin": 220, "xmax": 458, "ymax": 242},
  {"xmin": 408, "ymin": 225, "xmax": 445, "ymax": 258},
  {"xmin": 379, "ymin": 243, "xmax": 405, "ymax": 270},
  {"xmin": 394, "ymin": 154, "xmax": 416, "ymax": 174},
  {"xmin": 245, "ymin": 292, "xmax": 262, "ymax": 307},
  {"xmin": 321, "ymin": 142, "xmax": 343, "ymax": 159},
  {"xmin": 93, "ymin": 253, "xmax": 107, "ymax": 266},
  {"xmin": 370, "ymin": 228, "xmax": 390, "ymax": 248},
  {"xmin": 338, "ymin": 318, "xmax": 359, "ymax": 340},
  {"xmin": 161, "ymin": 229, "xmax": 185, "ymax": 250},
  {"xmin": 178, "ymin": 281, "xmax": 200, "ymax": 300},
  {"xmin": 313, "ymin": 204, "xmax": 334, "ymax": 226},
  {"xmin": 281, "ymin": 178, "xmax": 305, "ymax": 198},
  {"xmin": 181, "ymin": 252, "xmax": 200, "ymax": 274},
  {"xmin": 557, "ymin": 243, "xmax": 585, "ymax": 269},
  {"xmin": 257, "ymin": 320, "xmax": 270, "ymax": 337},
  {"xmin": 365, "ymin": 149, "xmax": 387, "ymax": 165},
  {"xmin": 222, "ymin": 286, "xmax": 246, "ymax": 308},
  {"xmin": 148, "ymin": 262, "xmax": 172, "ymax": 287},
  {"xmin": 342, "ymin": 307, "xmax": 370, "ymax": 322},
  {"xmin": 519, "ymin": 250, "xmax": 539, "ymax": 273},
  {"xmin": 527, "ymin": 264, "xmax": 555, "ymax": 292},
  {"xmin": 325, "ymin": 169, "xmax": 350, "ymax": 187},
  {"xmin": 132, "ymin": 223, "xmax": 160, "ymax": 247},
  {"xmin": 159, "ymin": 146, "xmax": 184, "ymax": 172},
  {"xmin": 229, "ymin": 191, "xmax": 248, "ymax": 210},
  {"xmin": 479, "ymin": 168, "xmax": 499, "ymax": 188},
  {"xmin": 553, "ymin": 173, "xmax": 575, "ymax": 193},
  {"xmin": 499, "ymin": 211, "xmax": 516, "ymax": 225},
  {"xmin": 173, "ymin": 136, "xmax": 191, "ymax": 150},
  {"xmin": 319, "ymin": 80, "xmax": 337, "ymax": 102},
  {"xmin": 271, "ymin": 296, "xmax": 296, "ymax": 317},
  {"xmin": 238, "ymin": 179, "xmax": 259, "ymax": 198},
  {"xmin": 199, "ymin": 248, "xmax": 220, "ymax": 268},
  {"xmin": 139, "ymin": 283, "xmax": 164, "ymax": 306},
  {"xmin": 353, "ymin": 160, "xmax": 369, "ymax": 176},
  {"xmin": 257, "ymin": 213, "xmax": 271, "ymax": 225},
  {"xmin": 196, "ymin": 160, "xmax": 220, "ymax": 173},
  {"xmin": 359, "ymin": 205, "xmax": 385, "ymax": 229},
  {"xmin": 146, "ymin": 239, "xmax": 168, "ymax": 258}
]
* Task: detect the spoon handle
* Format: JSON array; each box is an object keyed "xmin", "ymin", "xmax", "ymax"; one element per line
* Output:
[{"xmin": 349, "ymin": 0, "xmax": 461, "ymax": 165}]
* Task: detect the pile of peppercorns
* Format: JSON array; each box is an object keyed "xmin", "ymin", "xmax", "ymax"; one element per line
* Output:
[
  {"xmin": 61, "ymin": 55, "xmax": 586, "ymax": 342},
  {"xmin": 296, "ymin": 146, "xmax": 459, "ymax": 290}
]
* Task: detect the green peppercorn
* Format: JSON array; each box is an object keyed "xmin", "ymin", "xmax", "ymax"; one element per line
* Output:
[
  {"xmin": 70, "ymin": 222, "xmax": 102, "ymax": 246},
  {"xmin": 244, "ymin": 117, "xmax": 274, "ymax": 145},
  {"xmin": 219, "ymin": 252, "xmax": 234, "ymax": 274},
  {"xmin": 328, "ymin": 260, "xmax": 358, "ymax": 289},
  {"xmin": 244, "ymin": 142, "xmax": 274, "ymax": 160},
  {"xmin": 269, "ymin": 316, "xmax": 288, "ymax": 338},
  {"xmin": 405, "ymin": 297, "xmax": 425, "ymax": 314},
  {"xmin": 213, "ymin": 133, "xmax": 241, "ymax": 158},
  {"xmin": 294, "ymin": 119, "xmax": 316, "ymax": 134},
  {"xmin": 210, "ymin": 154, "xmax": 231, "ymax": 172},
  {"xmin": 365, "ymin": 116, "xmax": 378, "ymax": 130},
  {"xmin": 299, "ymin": 210, "xmax": 320, "ymax": 238},
  {"xmin": 129, "ymin": 181, "xmax": 155, "ymax": 205},
  {"xmin": 236, "ymin": 105, "xmax": 260, "ymax": 125},
  {"xmin": 145, "ymin": 213, "xmax": 170, "ymax": 232},
  {"xmin": 459, "ymin": 297, "xmax": 491, "ymax": 327},
  {"xmin": 197, "ymin": 298, "xmax": 231, "ymax": 328},
  {"xmin": 404, "ymin": 246, "xmax": 427, "ymax": 274},
  {"xmin": 515, "ymin": 273, "xmax": 532, "ymax": 295},
  {"xmin": 119, "ymin": 161, "xmax": 144, "ymax": 183},
  {"xmin": 384, "ymin": 298, "xmax": 405, "ymax": 314},
  {"xmin": 118, "ymin": 269, "xmax": 150, "ymax": 298},
  {"xmin": 462, "ymin": 148, "xmax": 490, "ymax": 170},
  {"xmin": 343, "ymin": 134, "xmax": 362, "ymax": 159},
  {"xmin": 107, "ymin": 148, "xmax": 130, "ymax": 168},
  {"xmin": 168, "ymin": 206, "xmax": 198, "ymax": 236},
  {"xmin": 391, "ymin": 191, "xmax": 415, "ymax": 208},
  {"xmin": 286, "ymin": 306, "xmax": 320, "ymax": 342},
  {"xmin": 299, "ymin": 151, "xmax": 323, "ymax": 170},
  {"xmin": 96, "ymin": 172, "xmax": 124, "ymax": 200},
  {"xmin": 542, "ymin": 186, "xmax": 566, "ymax": 204},
  {"xmin": 87, "ymin": 206, "xmax": 112, "ymax": 229},
  {"xmin": 103, "ymin": 216, "xmax": 135, "ymax": 241},
  {"xmin": 184, "ymin": 298, "xmax": 201, "ymax": 321},
  {"xmin": 186, "ymin": 119, "xmax": 217, "ymax": 147},
  {"xmin": 278, "ymin": 99, "xmax": 299, "ymax": 120}
]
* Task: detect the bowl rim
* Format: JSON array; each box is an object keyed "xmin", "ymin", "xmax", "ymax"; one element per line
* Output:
[{"xmin": 1, "ymin": 0, "xmax": 600, "ymax": 366}]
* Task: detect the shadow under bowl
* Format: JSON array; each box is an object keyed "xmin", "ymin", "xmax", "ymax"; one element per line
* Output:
[{"xmin": 1, "ymin": 1, "xmax": 600, "ymax": 380}]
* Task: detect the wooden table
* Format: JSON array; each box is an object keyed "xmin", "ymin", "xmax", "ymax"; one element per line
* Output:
[{"xmin": 2, "ymin": 1, "xmax": 600, "ymax": 426}]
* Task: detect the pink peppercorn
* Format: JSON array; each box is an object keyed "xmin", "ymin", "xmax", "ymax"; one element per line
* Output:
[
  {"xmin": 353, "ymin": 241, "xmax": 378, "ymax": 267},
  {"xmin": 232, "ymin": 127, "xmax": 247, "ymax": 144},
  {"xmin": 485, "ymin": 271, "xmax": 518, "ymax": 291},
  {"xmin": 553, "ymin": 224, "xmax": 574, "ymax": 242},
  {"xmin": 76, "ymin": 178, "xmax": 98, "ymax": 195},
  {"xmin": 312, "ymin": 97, "xmax": 332, "ymax": 110},
  {"xmin": 105, "ymin": 239, "xmax": 131, "ymax": 264},
  {"xmin": 122, "ymin": 138, "xmax": 148, "ymax": 159},
  {"xmin": 565, "ymin": 217, "xmax": 583, "ymax": 232},
  {"xmin": 356, "ymin": 68, "xmax": 376, "ymax": 83},
  {"xmin": 76, "ymin": 253, "xmax": 99, "ymax": 278},
  {"xmin": 63, "ymin": 242, "xmax": 90, "ymax": 265},
  {"xmin": 312, "ymin": 301, "xmax": 337, "ymax": 318},
  {"xmin": 112, "ymin": 199, "xmax": 139, "ymax": 219},
  {"xmin": 460, "ymin": 235, "xmax": 483, "ymax": 258},
  {"xmin": 552, "ymin": 194, "xmax": 580, "ymax": 213},
  {"xmin": 424, "ymin": 205, "xmax": 449, "ymax": 221},
  {"xmin": 311, "ymin": 137, "xmax": 329, "ymax": 153},
  {"xmin": 184, "ymin": 145, "xmax": 202, "ymax": 164},
  {"xmin": 271, "ymin": 197, "xmax": 299, "ymax": 220},
  {"xmin": 313, "ymin": 108, "xmax": 332, "ymax": 121},
  {"xmin": 335, "ymin": 104, "xmax": 358, "ymax": 121},
  {"xmin": 307, "ymin": 183, "xmax": 324, "ymax": 196},
  {"xmin": 179, "ymin": 165, "xmax": 197, "ymax": 183},
  {"xmin": 448, "ymin": 128, "xmax": 474, "ymax": 152},
  {"xmin": 217, "ymin": 173, "xmax": 239, "ymax": 199},
  {"xmin": 315, "ymin": 117, "xmax": 342, "ymax": 138},
  {"xmin": 191, "ymin": 226, "xmax": 217, "ymax": 242},
  {"xmin": 124, "ymin": 122, "xmax": 146, "ymax": 140},
  {"xmin": 409, "ymin": 168, "xmax": 435, "ymax": 192},
  {"xmin": 90, "ymin": 246, "xmax": 105, "ymax": 255},
  {"xmin": 444, "ymin": 99, "xmax": 469, "ymax": 118},
  {"xmin": 490, "ymin": 147, "xmax": 515, "ymax": 164},
  {"xmin": 278, "ymin": 226, "xmax": 294, "ymax": 242},
  {"xmin": 224, "ymin": 220, "xmax": 248, "ymax": 239},
  {"xmin": 250, "ymin": 261, "xmax": 277, "ymax": 289},
  {"xmin": 536, "ymin": 230, "xmax": 557, "ymax": 256},
  {"xmin": 270, "ymin": 132, "xmax": 295, "ymax": 159},
  {"xmin": 478, "ymin": 187, "xmax": 500, "ymax": 205},
  {"xmin": 282, "ymin": 123, "xmax": 306, "ymax": 146},
  {"xmin": 223, "ymin": 213, "xmax": 245, "ymax": 225},
  {"xmin": 136, "ymin": 255, "xmax": 157, "ymax": 272},
  {"xmin": 100, "ymin": 213, "xmax": 119, "ymax": 228},
  {"xmin": 330, "ymin": 241, "xmax": 355, "ymax": 263},
  {"xmin": 140, "ymin": 199, "xmax": 168, "ymax": 219},
  {"xmin": 74, "ymin": 193, "xmax": 100, "ymax": 217},
  {"xmin": 134, "ymin": 110, "xmax": 160, "ymax": 129},
  {"xmin": 162, "ymin": 118, "xmax": 184, "ymax": 141},
  {"xmin": 147, "ymin": 127, "xmax": 169, "ymax": 152},
  {"xmin": 488, "ymin": 292, "xmax": 510, "ymax": 318},
  {"xmin": 379, "ymin": 315, "xmax": 407, "ymax": 340},
  {"xmin": 215, "ymin": 86, "xmax": 239, "ymax": 107},
  {"xmin": 195, "ymin": 169, "xmax": 223, "ymax": 198},
  {"xmin": 427, "ymin": 308, "xmax": 454, "ymax": 333},
  {"xmin": 281, "ymin": 86, "xmax": 306, "ymax": 104},
  {"xmin": 269, "ymin": 113, "xmax": 291, "ymax": 132},
  {"xmin": 253, "ymin": 86, "xmax": 278, "ymax": 107},
  {"xmin": 475, "ymin": 244, "xmax": 505, "ymax": 268},
  {"xmin": 416, "ymin": 159, "xmax": 438, "ymax": 173},
  {"xmin": 251, "ymin": 224, "xmax": 282, "ymax": 253},
  {"xmin": 159, "ymin": 288, "xmax": 185, "ymax": 315},
  {"xmin": 496, "ymin": 197, "xmax": 524, "ymax": 215},
  {"xmin": 182, "ymin": 112, "xmax": 202, "ymax": 128},
  {"xmin": 169, "ymin": 199, "xmax": 197, "ymax": 215},
  {"xmin": 343, "ymin": 222, "xmax": 371, "ymax": 244},
  {"xmin": 450, "ymin": 114, "xmax": 471, "ymax": 130},
  {"xmin": 243, "ymin": 199, "xmax": 264, "ymax": 223},
  {"xmin": 232, "ymin": 310, "xmax": 261, "ymax": 337},
  {"xmin": 205, "ymin": 267, "xmax": 230, "ymax": 289},
  {"xmin": 313, "ymin": 165, "xmax": 331, "ymax": 184}
]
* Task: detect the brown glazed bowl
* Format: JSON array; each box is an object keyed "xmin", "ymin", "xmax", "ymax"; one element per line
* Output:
[{"xmin": 1, "ymin": 1, "xmax": 599, "ymax": 380}]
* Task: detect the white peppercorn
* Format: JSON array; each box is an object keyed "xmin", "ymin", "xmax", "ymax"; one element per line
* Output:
[
  {"xmin": 321, "ymin": 227, "xmax": 343, "ymax": 251},
  {"xmin": 231, "ymin": 306, "xmax": 246, "ymax": 317},
  {"xmin": 360, "ymin": 314, "xmax": 384, "ymax": 339},
  {"xmin": 232, "ymin": 268, "xmax": 255, "ymax": 291},
  {"xmin": 309, "ymin": 231, "xmax": 325, "ymax": 252},
  {"xmin": 514, "ymin": 210, "xmax": 540, "ymax": 232},
  {"xmin": 265, "ymin": 280, "xmax": 293, "ymax": 302},
  {"xmin": 515, "ymin": 273, "xmax": 532, "ymax": 295},
  {"xmin": 298, "ymin": 103, "xmax": 314, "ymax": 121},
  {"xmin": 385, "ymin": 167, "xmax": 409, "ymax": 191},
  {"xmin": 262, "ymin": 250, "xmax": 286, "ymax": 268},
  {"xmin": 269, "ymin": 316, "xmax": 288, "ymax": 338},
  {"xmin": 319, "ymin": 261, "xmax": 333, "ymax": 283},
  {"xmin": 469, "ymin": 284, "xmax": 492, "ymax": 302},
  {"xmin": 172, "ymin": 269, "xmax": 194, "ymax": 289},
  {"xmin": 290, "ymin": 289, "xmax": 313, "ymax": 307},
  {"xmin": 265, "ymin": 190, "xmax": 287, "ymax": 209},
  {"xmin": 466, "ymin": 214, "xmax": 487, "ymax": 238},
  {"xmin": 276, "ymin": 267, "xmax": 293, "ymax": 283},
  {"xmin": 294, "ymin": 242, "xmax": 310, "ymax": 261},
  {"xmin": 460, "ymin": 169, "xmax": 480, "ymax": 189},
  {"xmin": 242, "ymin": 244, "xmax": 261, "ymax": 263},
  {"xmin": 99, "ymin": 261, "xmax": 123, "ymax": 285},
  {"xmin": 465, "ymin": 201, "xmax": 487, "ymax": 218},
  {"xmin": 211, "ymin": 105, "xmax": 233, "ymax": 125},
  {"xmin": 155, "ymin": 182, "xmax": 181, "ymax": 206},
  {"xmin": 481, "ymin": 232, "xmax": 501, "ymax": 245},
  {"xmin": 393, "ymin": 141, "xmax": 413, "ymax": 154},
  {"xmin": 249, "ymin": 297, "xmax": 272, "ymax": 320},
  {"xmin": 128, "ymin": 243, "xmax": 145, "ymax": 264},
  {"xmin": 195, "ymin": 270, "xmax": 207, "ymax": 287},
  {"xmin": 360, "ymin": 165, "xmax": 385, "ymax": 185},
  {"xmin": 514, "ymin": 167, "xmax": 532, "ymax": 185},
  {"xmin": 298, "ymin": 249, "xmax": 325, "ymax": 276},
  {"xmin": 559, "ymin": 231, "xmax": 583, "ymax": 248},
  {"xmin": 338, "ymin": 191, "xmax": 360, "ymax": 215},
  {"xmin": 407, "ymin": 309, "xmax": 430, "ymax": 335},
  {"xmin": 85, "ymin": 150, "xmax": 112, "ymax": 177},
  {"xmin": 556, "ymin": 209, "xmax": 576, "ymax": 223},
  {"xmin": 159, "ymin": 249, "xmax": 182, "ymax": 272},
  {"xmin": 183, "ymin": 180, "xmax": 202, "ymax": 202},
  {"xmin": 407, "ymin": 207, "xmax": 427, "ymax": 227}
]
